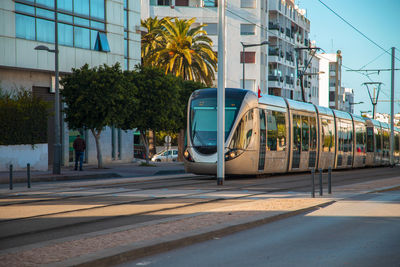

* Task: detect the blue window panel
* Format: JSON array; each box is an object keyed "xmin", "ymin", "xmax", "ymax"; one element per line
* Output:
[
  {"xmin": 90, "ymin": 0, "xmax": 105, "ymax": 20},
  {"xmin": 124, "ymin": 58, "xmax": 128, "ymax": 70},
  {"xmin": 58, "ymin": 13, "xmax": 73, "ymax": 23},
  {"xmin": 74, "ymin": 17, "xmax": 90, "ymax": 27},
  {"xmin": 58, "ymin": 23, "xmax": 73, "ymax": 46},
  {"xmin": 37, "ymin": 19, "xmax": 55, "ymax": 43},
  {"xmin": 124, "ymin": 0, "xmax": 127, "ymax": 9},
  {"xmin": 124, "ymin": 31, "xmax": 128, "ymax": 39},
  {"xmin": 15, "ymin": 14, "xmax": 35, "ymax": 40},
  {"xmin": 58, "ymin": 0, "xmax": 73, "ymax": 12},
  {"xmin": 74, "ymin": 26, "xmax": 90, "ymax": 49},
  {"xmin": 90, "ymin": 21, "xmax": 105, "ymax": 30},
  {"xmin": 37, "ymin": 0, "xmax": 54, "ymax": 8},
  {"xmin": 74, "ymin": 0, "xmax": 90, "ymax": 16},
  {"xmin": 90, "ymin": 29, "xmax": 98, "ymax": 49},
  {"xmin": 36, "ymin": 8, "xmax": 55, "ymax": 20},
  {"xmin": 15, "ymin": 3, "xmax": 34, "ymax": 15},
  {"xmin": 94, "ymin": 32, "xmax": 110, "ymax": 52},
  {"xmin": 124, "ymin": 10, "xmax": 128, "ymax": 29}
]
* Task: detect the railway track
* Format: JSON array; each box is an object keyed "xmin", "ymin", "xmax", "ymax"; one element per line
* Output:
[{"xmin": 0, "ymin": 166, "xmax": 397, "ymax": 250}]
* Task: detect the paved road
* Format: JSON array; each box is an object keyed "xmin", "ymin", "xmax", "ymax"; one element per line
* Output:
[{"xmin": 124, "ymin": 190, "xmax": 400, "ymax": 267}]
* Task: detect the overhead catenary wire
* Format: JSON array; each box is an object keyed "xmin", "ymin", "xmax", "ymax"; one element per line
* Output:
[{"xmin": 317, "ymin": 0, "xmax": 400, "ymax": 62}]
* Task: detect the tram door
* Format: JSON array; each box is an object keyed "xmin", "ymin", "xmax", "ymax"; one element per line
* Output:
[
  {"xmin": 258, "ymin": 109, "xmax": 266, "ymax": 171},
  {"xmin": 265, "ymin": 109, "xmax": 287, "ymax": 173}
]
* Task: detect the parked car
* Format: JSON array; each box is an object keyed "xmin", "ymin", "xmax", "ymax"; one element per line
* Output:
[{"xmin": 151, "ymin": 149, "xmax": 178, "ymax": 162}]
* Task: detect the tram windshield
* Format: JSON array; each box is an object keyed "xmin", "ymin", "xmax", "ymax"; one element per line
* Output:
[{"xmin": 189, "ymin": 89, "xmax": 247, "ymax": 154}]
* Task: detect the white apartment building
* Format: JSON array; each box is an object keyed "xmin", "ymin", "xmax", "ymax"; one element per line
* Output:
[
  {"xmin": 0, "ymin": 0, "xmax": 141, "ymax": 168},
  {"xmin": 316, "ymin": 51, "xmax": 345, "ymax": 110},
  {"xmin": 142, "ymin": 0, "xmax": 269, "ymax": 93},
  {"xmin": 344, "ymin": 87, "xmax": 355, "ymax": 113},
  {"xmin": 267, "ymin": 0, "xmax": 310, "ymax": 100}
]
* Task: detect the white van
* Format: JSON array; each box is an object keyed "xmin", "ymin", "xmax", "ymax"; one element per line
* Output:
[{"xmin": 151, "ymin": 149, "xmax": 178, "ymax": 162}]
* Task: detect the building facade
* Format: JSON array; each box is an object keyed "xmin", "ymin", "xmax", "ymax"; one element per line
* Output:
[
  {"xmin": 0, "ymin": 0, "xmax": 141, "ymax": 168},
  {"xmin": 142, "ymin": 0, "xmax": 269, "ymax": 93},
  {"xmin": 267, "ymin": 0, "xmax": 310, "ymax": 100},
  {"xmin": 343, "ymin": 87, "xmax": 355, "ymax": 113},
  {"xmin": 316, "ymin": 51, "xmax": 345, "ymax": 110}
]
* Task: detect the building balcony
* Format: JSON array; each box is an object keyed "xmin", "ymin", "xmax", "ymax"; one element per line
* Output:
[
  {"xmin": 269, "ymin": 47, "xmax": 279, "ymax": 56},
  {"xmin": 150, "ymin": 0, "xmax": 217, "ymax": 8},
  {"xmin": 269, "ymin": 22, "xmax": 280, "ymax": 31}
]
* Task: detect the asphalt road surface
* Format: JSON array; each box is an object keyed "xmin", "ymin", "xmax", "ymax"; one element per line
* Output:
[{"xmin": 123, "ymin": 190, "xmax": 400, "ymax": 267}]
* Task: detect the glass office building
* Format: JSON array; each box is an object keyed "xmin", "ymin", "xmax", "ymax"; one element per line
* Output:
[{"xmin": 0, "ymin": 0, "xmax": 141, "ymax": 168}]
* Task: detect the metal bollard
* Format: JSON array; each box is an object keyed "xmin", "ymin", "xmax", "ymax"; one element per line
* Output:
[
  {"xmin": 27, "ymin": 163, "xmax": 31, "ymax": 188},
  {"xmin": 311, "ymin": 168, "xmax": 315, "ymax": 198},
  {"xmin": 328, "ymin": 167, "xmax": 332, "ymax": 194},
  {"xmin": 319, "ymin": 168, "xmax": 323, "ymax": 196},
  {"xmin": 9, "ymin": 164, "xmax": 13, "ymax": 190}
]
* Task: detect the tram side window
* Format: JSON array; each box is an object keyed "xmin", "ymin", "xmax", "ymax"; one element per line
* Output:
[
  {"xmin": 366, "ymin": 127, "xmax": 374, "ymax": 152},
  {"xmin": 383, "ymin": 130, "xmax": 390, "ymax": 152},
  {"xmin": 301, "ymin": 116, "xmax": 309, "ymax": 151},
  {"xmin": 267, "ymin": 110, "xmax": 286, "ymax": 151},
  {"xmin": 293, "ymin": 115, "xmax": 301, "ymax": 151},
  {"xmin": 276, "ymin": 111, "xmax": 286, "ymax": 151},
  {"xmin": 347, "ymin": 122, "xmax": 353, "ymax": 152},
  {"xmin": 230, "ymin": 109, "xmax": 254, "ymax": 150},
  {"xmin": 376, "ymin": 129, "xmax": 382, "ymax": 152},
  {"xmin": 355, "ymin": 124, "xmax": 366, "ymax": 153},
  {"xmin": 395, "ymin": 133, "xmax": 400, "ymax": 153},
  {"xmin": 322, "ymin": 119, "xmax": 333, "ymax": 152},
  {"xmin": 310, "ymin": 117, "xmax": 317, "ymax": 150}
]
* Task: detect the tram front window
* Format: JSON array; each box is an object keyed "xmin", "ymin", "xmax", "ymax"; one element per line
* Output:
[{"xmin": 189, "ymin": 89, "xmax": 246, "ymax": 154}]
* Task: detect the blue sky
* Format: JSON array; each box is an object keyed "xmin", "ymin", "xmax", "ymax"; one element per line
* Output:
[{"xmin": 298, "ymin": 0, "xmax": 400, "ymax": 115}]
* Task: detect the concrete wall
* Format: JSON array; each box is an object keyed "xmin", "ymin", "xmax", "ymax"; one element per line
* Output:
[{"xmin": 0, "ymin": 144, "xmax": 48, "ymax": 171}]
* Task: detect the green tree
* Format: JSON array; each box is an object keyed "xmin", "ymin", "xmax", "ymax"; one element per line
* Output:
[
  {"xmin": 143, "ymin": 17, "xmax": 217, "ymax": 86},
  {"xmin": 119, "ymin": 65, "xmax": 181, "ymax": 164},
  {"xmin": 61, "ymin": 63, "xmax": 130, "ymax": 168}
]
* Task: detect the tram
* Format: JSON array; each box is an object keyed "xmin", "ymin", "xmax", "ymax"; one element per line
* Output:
[{"xmin": 183, "ymin": 88, "xmax": 400, "ymax": 175}]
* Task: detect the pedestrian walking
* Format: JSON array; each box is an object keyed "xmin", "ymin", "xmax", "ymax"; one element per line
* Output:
[{"xmin": 73, "ymin": 135, "xmax": 86, "ymax": 171}]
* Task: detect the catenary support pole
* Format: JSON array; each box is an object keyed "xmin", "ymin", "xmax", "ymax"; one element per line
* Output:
[
  {"xmin": 217, "ymin": 0, "xmax": 226, "ymax": 185},
  {"xmin": 390, "ymin": 47, "xmax": 395, "ymax": 166},
  {"xmin": 27, "ymin": 163, "xmax": 31, "ymax": 188},
  {"xmin": 328, "ymin": 167, "xmax": 332, "ymax": 194},
  {"xmin": 319, "ymin": 168, "xmax": 323, "ymax": 196},
  {"xmin": 9, "ymin": 164, "xmax": 13, "ymax": 190},
  {"xmin": 311, "ymin": 168, "xmax": 315, "ymax": 198}
]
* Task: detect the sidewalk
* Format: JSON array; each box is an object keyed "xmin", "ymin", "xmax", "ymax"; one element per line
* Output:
[
  {"xmin": 0, "ymin": 175, "xmax": 399, "ymax": 266},
  {"xmin": 0, "ymin": 160, "xmax": 186, "ymax": 185}
]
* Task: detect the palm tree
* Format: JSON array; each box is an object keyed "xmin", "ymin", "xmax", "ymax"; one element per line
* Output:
[
  {"xmin": 141, "ymin": 16, "xmax": 167, "ymax": 67},
  {"xmin": 147, "ymin": 17, "xmax": 217, "ymax": 86}
]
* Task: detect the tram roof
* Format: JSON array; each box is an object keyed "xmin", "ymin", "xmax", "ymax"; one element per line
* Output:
[
  {"xmin": 352, "ymin": 114, "xmax": 367, "ymax": 123},
  {"xmin": 285, "ymin": 99, "xmax": 316, "ymax": 113},
  {"xmin": 258, "ymin": 94, "xmax": 287, "ymax": 109},
  {"xmin": 333, "ymin": 109, "xmax": 352, "ymax": 120},
  {"xmin": 314, "ymin": 105, "xmax": 334, "ymax": 116}
]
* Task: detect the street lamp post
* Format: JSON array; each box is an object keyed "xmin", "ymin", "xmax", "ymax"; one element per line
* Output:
[
  {"xmin": 241, "ymin": 41, "xmax": 268, "ymax": 89},
  {"xmin": 34, "ymin": 2, "xmax": 60, "ymax": 174}
]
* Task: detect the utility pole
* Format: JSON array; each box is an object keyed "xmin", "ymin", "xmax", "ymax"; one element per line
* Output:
[
  {"xmin": 217, "ymin": 0, "xmax": 226, "ymax": 185},
  {"xmin": 390, "ymin": 47, "xmax": 395, "ymax": 166},
  {"xmin": 295, "ymin": 47, "xmax": 322, "ymax": 102},
  {"xmin": 362, "ymin": 82, "xmax": 383, "ymax": 119}
]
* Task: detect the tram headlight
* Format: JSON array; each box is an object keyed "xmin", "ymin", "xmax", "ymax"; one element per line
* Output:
[
  {"xmin": 184, "ymin": 149, "xmax": 194, "ymax": 162},
  {"xmin": 225, "ymin": 149, "xmax": 243, "ymax": 161}
]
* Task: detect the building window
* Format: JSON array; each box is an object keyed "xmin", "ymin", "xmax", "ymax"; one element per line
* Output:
[
  {"xmin": 204, "ymin": 23, "xmax": 217, "ymax": 35},
  {"xmin": 204, "ymin": 0, "xmax": 217, "ymax": 7},
  {"xmin": 240, "ymin": 24, "xmax": 255, "ymax": 35},
  {"xmin": 175, "ymin": 0, "xmax": 189, "ymax": 6},
  {"xmin": 14, "ymin": 0, "xmax": 108, "ymax": 52},
  {"xmin": 329, "ymin": 91, "xmax": 335, "ymax": 102},
  {"xmin": 240, "ymin": 51, "xmax": 256, "ymax": 63},
  {"xmin": 241, "ymin": 0, "xmax": 256, "ymax": 8},
  {"xmin": 157, "ymin": 0, "xmax": 170, "ymax": 5}
]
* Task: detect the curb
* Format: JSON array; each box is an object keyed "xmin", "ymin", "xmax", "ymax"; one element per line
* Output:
[
  {"xmin": 0, "ymin": 173, "xmax": 122, "ymax": 184},
  {"xmin": 54, "ymin": 200, "xmax": 336, "ymax": 267}
]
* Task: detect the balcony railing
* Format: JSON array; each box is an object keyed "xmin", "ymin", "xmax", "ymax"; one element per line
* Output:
[
  {"xmin": 269, "ymin": 22, "xmax": 280, "ymax": 30},
  {"xmin": 269, "ymin": 47, "xmax": 279, "ymax": 56}
]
